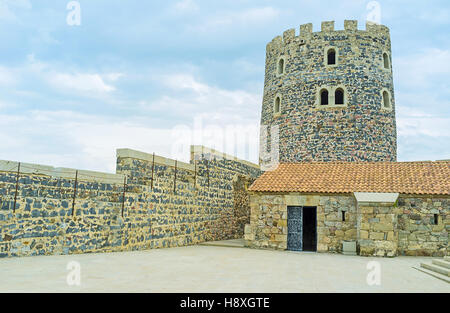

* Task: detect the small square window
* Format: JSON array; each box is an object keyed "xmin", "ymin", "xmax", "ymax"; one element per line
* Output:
[{"xmin": 433, "ymin": 214, "xmax": 439, "ymax": 225}]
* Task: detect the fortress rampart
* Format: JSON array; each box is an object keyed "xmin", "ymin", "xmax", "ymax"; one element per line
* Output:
[{"xmin": 0, "ymin": 146, "xmax": 261, "ymax": 258}]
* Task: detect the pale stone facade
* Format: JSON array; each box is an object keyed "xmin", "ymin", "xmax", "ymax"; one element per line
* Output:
[{"xmin": 245, "ymin": 193, "xmax": 449, "ymax": 257}]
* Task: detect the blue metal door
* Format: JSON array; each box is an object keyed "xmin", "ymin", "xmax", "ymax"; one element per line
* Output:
[{"xmin": 287, "ymin": 206, "xmax": 303, "ymax": 251}]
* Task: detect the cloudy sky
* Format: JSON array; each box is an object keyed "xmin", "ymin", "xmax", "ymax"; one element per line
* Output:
[{"xmin": 0, "ymin": 0, "xmax": 449, "ymax": 172}]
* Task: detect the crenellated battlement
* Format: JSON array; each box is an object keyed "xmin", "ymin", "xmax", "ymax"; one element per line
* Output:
[{"xmin": 267, "ymin": 20, "xmax": 390, "ymax": 51}]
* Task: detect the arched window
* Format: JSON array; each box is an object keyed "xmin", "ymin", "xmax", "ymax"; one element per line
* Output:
[
  {"xmin": 274, "ymin": 96, "xmax": 281, "ymax": 113},
  {"xmin": 327, "ymin": 49, "xmax": 336, "ymax": 65},
  {"xmin": 382, "ymin": 90, "xmax": 390, "ymax": 109},
  {"xmin": 335, "ymin": 88, "xmax": 344, "ymax": 105},
  {"xmin": 277, "ymin": 58, "xmax": 285, "ymax": 75},
  {"xmin": 320, "ymin": 89, "xmax": 329, "ymax": 105},
  {"xmin": 383, "ymin": 53, "xmax": 389, "ymax": 69}
]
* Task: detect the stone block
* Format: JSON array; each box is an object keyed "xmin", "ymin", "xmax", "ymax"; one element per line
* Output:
[
  {"xmin": 335, "ymin": 230, "xmax": 344, "ymax": 238},
  {"xmin": 360, "ymin": 230, "xmax": 369, "ymax": 239},
  {"xmin": 304, "ymin": 195, "xmax": 319, "ymax": 206},
  {"xmin": 344, "ymin": 229, "xmax": 357, "ymax": 239},
  {"xmin": 359, "ymin": 246, "xmax": 375, "ymax": 256},
  {"xmin": 372, "ymin": 223, "xmax": 393, "ymax": 232},
  {"xmin": 369, "ymin": 232, "xmax": 385, "ymax": 240},
  {"xmin": 387, "ymin": 231, "xmax": 395, "ymax": 241},
  {"xmin": 244, "ymin": 233, "xmax": 255, "ymax": 241},
  {"xmin": 317, "ymin": 243, "xmax": 328, "ymax": 252},
  {"xmin": 360, "ymin": 207, "xmax": 373, "ymax": 214},
  {"xmin": 360, "ymin": 222, "xmax": 370, "ymax": 230},
  {"xmin": 342, "ymin": 241, "xmax": 357, "ymax": 255}
]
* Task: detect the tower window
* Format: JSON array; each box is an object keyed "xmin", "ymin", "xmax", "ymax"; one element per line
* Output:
[
  {"xmin": 274, "ymin": 96, "xmax": 281, "ymax": 114},
  {"xmin": 277, "ymin": 58, "xmax": 285, "ymax": 75},
  {"xmin": 320, "ymin": 89, "xmax": 329, "ymax": 105},
  {"xmin": 383, "ymin": 53, "xmax": 390, "ymax": 69},
  {"xmin": 335, "ymin": 89, "xmax": 344, "ymax": 105},
  {"xmin": 433, "ymin": 214, "xmax": 439, "ymax": 225},
  {"xmin": 382, "ymin": 90, "xmax": 391, "ymax": 109},
  {"xmin": 342, "ymin": 211, "xmax": 346, "ymax": 222},
  {"xmin": 327, "ymin": 49, "xmax": 336, "ymax": 65}
]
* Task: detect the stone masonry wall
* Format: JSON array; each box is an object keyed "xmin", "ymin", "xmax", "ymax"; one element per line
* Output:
[
  {"xmin": 0, "ymin": 146, "xmax": 261, "ymax": 258},
  {"xmin": 245, "ymin": 193, "xmax": 357, "ymax": 253},
  {"xmin": 0, "ymin": 164, "xmax": 126, "ymax": 258},
  {"xmin": 318, "ymin": 195, "xmax": 357, "ymax": 253},
  {"xmin": 357, "ymin": 202, "xmax": 399, "ymax": 257},
  {"xmin": 397, "ymin": 196, "xmax": 449, "ymax": 257},
  {"xmin": 246, "ymin": 193, "xmax": 448, "ymax": 257}
]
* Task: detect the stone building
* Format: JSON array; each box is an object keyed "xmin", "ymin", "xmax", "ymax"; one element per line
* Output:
[
  {"xmin": 244, "ymin": 162, "xmax": 449, "ymax": 257},
  {"xmin": 248, "ymin": 20, "xmax": 449, "ymax": 257},
  {"xmin": 260, "ymin": 20, "xmax": 397, "ymax": 167}
]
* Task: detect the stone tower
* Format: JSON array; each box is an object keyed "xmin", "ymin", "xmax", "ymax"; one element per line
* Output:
[{"xmin": 260, "ymin": 20, "xmax": 397, "ymax": 167}]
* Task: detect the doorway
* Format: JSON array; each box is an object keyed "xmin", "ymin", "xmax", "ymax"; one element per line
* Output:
[
  {"xmin": 302, "ymin": 207, "xmax": 317, "ymax": 252},
  {"xmin": 287, "ymin": 206, "xmax": 317, "ymax": 252}
]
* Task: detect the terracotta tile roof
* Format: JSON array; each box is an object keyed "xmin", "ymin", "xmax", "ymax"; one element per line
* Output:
[{"xmin": 249, "ymin": 162, "xmax": 450, "ymax": 195}]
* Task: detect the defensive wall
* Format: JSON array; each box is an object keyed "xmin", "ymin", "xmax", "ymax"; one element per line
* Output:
[{"xmin": 0, "ymin": 146, "xmax": 261, "ymax": 258}]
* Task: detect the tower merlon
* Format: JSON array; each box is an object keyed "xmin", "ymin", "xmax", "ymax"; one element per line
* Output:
[
  {"xmin": 300, "ymin": 23, "xmax": 313, "ymax": 37},
  {"xmin": 366, "ymin": 21, "xmax": 390, "ymax": 35},
  {"xmin": 268, "ymin": 21, "xmax": 391, "ymax": 48},
  {"xmin": 266, "ymin": 35, "xmax": 282, "ymax": 51},
  {"xmin": 321, "ymin": 21, "xmax": 335, "ymax": 32},
  {"xmin": 344, "ymin": 20, "xmax": 358, "ymax": 31},
  {"xmin": 283, "ymin": 28, "xmax": 296, "ymax": 44}
]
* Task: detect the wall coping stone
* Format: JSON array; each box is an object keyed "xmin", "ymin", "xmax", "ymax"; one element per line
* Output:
[
  {"xmin": 117, "ymin": 148, "xmax": 195, "ymax": 172},
  {"xmin": 190, "ymin": 145, "xmax": 260, "ymax": 169},
  {"xmin": 354, "ymin": 192, "xmax": 399, "ymax": 204},
  {"xmin": 0, "ymin": 160, "xmax": 125, "ymax": 184}
]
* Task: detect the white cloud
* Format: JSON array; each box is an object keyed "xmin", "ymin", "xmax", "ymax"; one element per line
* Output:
[
  {"xmin": 103, "ymin": 73, "xmax": 124, "ymax": 81},
  {"xmin": 239, "ymin": 7, "xmax": 280, "ymax": 22},
  {"xmin": 418, "ymin": 8, "xmax": 450, "ymax": 24},
  {"xmin": 150, "ymin": 73, "xmax": 261, "ymax": 125},
  {"xmin": 0, "ymin": 66, "xmax": 17, "ymax": 86},
  {"xmin": 0, "ymin": 55, "xmax": 122, "ymax": 98},
  {"xmin": 0, "ymin": 109, "xmax": 177, "ymax": 172},
  {"xmin": 174, "ymin": 0, "xmax": 199, "ymax": 12},
  {"xmin": 48, "ymin": 73, "xmax": 116, "ymax": 93},
  {"xmin": 0, "ymin": 71, "xmax": 262, "ymax": 172},
  {"xmin": 395, "ymin": 48, "xmax": 450, "ymax": 88},
  {"xmin": 397, "ymin": 105, "xmax": 450, "ymax": 138},
  {"xmin": 0, "ymin": 107, "xmax": 259, "ymax": 173},
  {"xmin": 0, "ymin": 0, "xmax": 31, "ymax": 22},
  {"xmin": 25, "ymin": 55, "xmax": 120, "ymax": 95},
  {"xmin": 190, "ymin": 6, "xmax": 280, "ymax": 32}
]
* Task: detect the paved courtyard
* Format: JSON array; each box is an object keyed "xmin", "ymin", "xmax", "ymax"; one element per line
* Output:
[{"xmin": 0, "ymin": 245, "xmax": 448, "ymax": 293}]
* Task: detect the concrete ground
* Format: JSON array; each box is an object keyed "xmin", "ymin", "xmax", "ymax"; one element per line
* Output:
[{"xmin": 0, "ymin": 244, "xmax": 449, "ymax": 293}]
